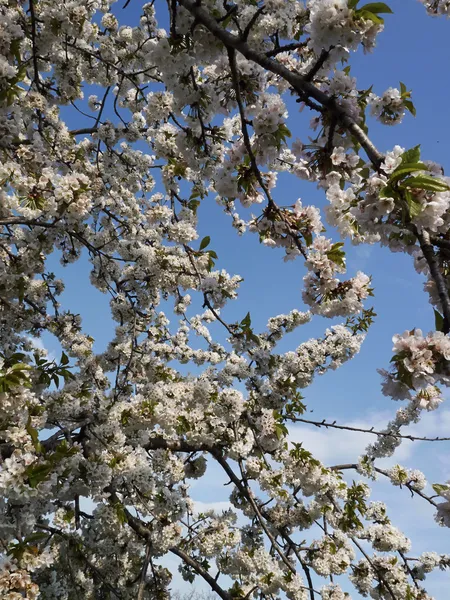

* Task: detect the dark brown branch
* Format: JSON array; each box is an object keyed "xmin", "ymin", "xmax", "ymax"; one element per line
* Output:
[
  {"xmin": 265, "ymin": 42, "xmax": 307, "ymax": 57},
  {"xmin": 350, "ymin": 536, "xmax": 398, "ymax": 600},
  {"xmin": 28, "ymin": 0, "xmax": 41, "ymax": 90},
  {"xmin": 227, "ymin": 47, "xmax": 275, "ymax": 206},
  {"xmin": 178, "ymin": 0, "xmax": 384, "ymax": 166},
  {"xmin": 71, "ymin": 127, "xmax": 99, "ymax": 136},
  {"xmin": 304, "ymin": 47, "xmax": 334, "ymax": 83},
  {"xmin": 242, "ymin": 5, "xmax": 265, "ymax": 41},
  {"xmin": 227, "ymin": 47, "xmax": 308, "ymax": 259},
  {"xmin": 171, "ymin": 547, "xmax": 231, "ymax": 600},
  {"xmin": 417, "ymin": 230, "xmax": 450, "ymax": 333},
  {"xmin": 430, "ymin": 235, "xmax": 450, "ymax": 252},
  {"xmin": 290, "ymin": 416, "xmax": 450, "ymax": 442}
]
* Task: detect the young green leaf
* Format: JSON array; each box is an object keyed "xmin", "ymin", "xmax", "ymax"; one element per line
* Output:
[
  {"xmin": 434, "ymin": 309, "xmax": 445, "ymax": 332},
  {"xmin": 399, "ymin": 175, "xmax": 450, "ymax": 193},
  {"xmin": 199, "ymin": 236, "xmax": 211, "ymax": 250},
  {"xmin": 240, "ymin": 312, "xmax": 251, "ymax": 327},
  {"xmin": 359, "ymin": 2, "xmax": 393, "ymax": 13},
  {"xmin": 356, "ymin": 9, "xmax": 385, "ymax": 24},
  {"xmin": 404, "ymin": 190, "xmax": 423, "ymax": 219},
  {"xmin": 400, "ymin": 145, "xmax": 421, "ymax": 165},
  {"xmin": 388, "ymin": 163, "xmax": 428, "ymax": 185},
  {"xmin": 403, "ymin": 99, "xmax": 416, "ymax": 117}
]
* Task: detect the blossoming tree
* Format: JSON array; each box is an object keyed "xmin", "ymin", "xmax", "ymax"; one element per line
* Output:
[{"xmin": 1, "ymin": 0, "xmax": 450, "ymax": 597}]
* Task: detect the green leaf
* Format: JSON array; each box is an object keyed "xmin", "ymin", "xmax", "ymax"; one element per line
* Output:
[
  {"xmin": 26, "ymin": 419, "xmax": 42, "ymax": 452},
  {"xmin": 60, "ymin": 352, "xmax": 69, "ymax": 366},
  {"xmin": 275, "ymin": 422, "xmax": 288, "ymax": 440},
  {"xmin": 115, "ymin": 503, "xmax": 128, "ymax": 526},
  {"xmin": 400, "ymin": 81, "xmax": 407, "ymax": 96},
  {"xmin": 24, "ymin": 532, "xmax": 48, "ymax": 544},
  {"xmin": 303, "ymin": 230, "xmax": 313, "ymax": 247},
  {"xmin": 273, "ymin": 123, "xmax": 292, "ymax": 150},
  {"xmin": 359, "ymin": 2, "xmax": 393, "ymax": 14},
  {"xmin": 432, "ymin": 483, "xmax": 450, "ymax": 496},
  {"xmin": 221, "ymin": 11, "xmax": 234, "ymax": 28},
  {"xmin": 188, "ymin": 199, "xmax": 200, "ymax": 214},
  {"xmin": 400, "ymin": 174, "xmax": 450, "ymax": 193},
  {"xmin": 434, "ymin": 310, "xmax": 445, "ymax": 333},
  {"xmin": 403, "ymin": 99, "xmax": 416, "ymax": 117},
  {"xmin": 356, "ymin": 9, "xmax": 385, "ymax": 24},
  {"xmin": 379, "ymin": 185, "xmax": 396, "ymax": 200},
  {"xmin": 240, "ymin": 312, "xmax": 251, "ymax": 327},
  {"xmin": 10, "ymin": 362, "xmax": 32, "ymax": 372},
  {"xmin": 401, "ymin": 145, "xmax": 421, "ymax": 165},
  {"xmin": 404, "ymin": 190, "xmax": 423, "ymax": 219},
  {"xmin": 25, "ymin": 463, "xmax": 52, "ymax": 488},
  {"xmin": 406, "ymin": 586, "xmax": 415, "ymax": 600},
  {"xmin": 199, "ymin": 236, "xmax": 210, "ymax": 250},
  {"xmin": 348, "ymin": 0, "xmax": 359, "ymax": 8},
  {"xmin": 278, "ymin": 123, "xmax": 291, "ymax": 138},
  {"xmin": 327, "ymin": 242, "xmax": 346, "ymax": 268},
  {"xmin": 388, "ymin": 163, "xmax": 428, "ymax": 184}
]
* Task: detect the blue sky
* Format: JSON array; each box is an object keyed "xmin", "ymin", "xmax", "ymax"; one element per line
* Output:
[{"xmin": 40, "ymin": 0, "xmax": 450, "ymax": 595}]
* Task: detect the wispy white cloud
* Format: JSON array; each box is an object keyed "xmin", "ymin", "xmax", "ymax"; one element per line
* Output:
[
  {"xmin": 289, "ymin": 411, "xmax": 414, "ymax": 467},
  {"xmin": 348, "ymin": 244, "xmax": 374, "ymax": 271},
  {"xmin": 26, "ymin": 335, "xmax": 57, "ymax": 362},
  {"xmin": 289, "ymin": 408, "xmax": 450, "ymax": 471},
  {"xmin": 192, "ymin": 500, "xmax": 232, "ymax": 515}
]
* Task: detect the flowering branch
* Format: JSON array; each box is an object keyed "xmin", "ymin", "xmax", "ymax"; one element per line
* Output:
[{"xmin": 290, "ymin": 416, "xmax": 450, "ymax": 442}]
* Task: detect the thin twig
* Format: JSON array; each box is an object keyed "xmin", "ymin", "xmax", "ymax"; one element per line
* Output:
[{"xmin": 290, "ymin": 416, "xmax": 450, "ymax": 442}]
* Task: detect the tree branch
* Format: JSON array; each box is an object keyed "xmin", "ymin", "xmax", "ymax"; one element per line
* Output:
[
  {"xmin": 290, "ymin": 416, "xmax": 450, "ymax": 442},
  {"xmin": 178, "ymin": 0, "xmax": 384, "ymax": 166},
  {"xmin": 330, "ymin": 464, "xmax": 439, "ymax": 508},
  {"xmin": 242, "ymin": 5, "xmax": 265, "ymax": 41},
  {"xmin": 107, "ymin": 491, "xmax": 231, "ymax": 600},
  {"xmin": 417, "ymin": 230, "xmax": 450, "ymax": 333},
  {"xmin": 171, "ymin": 547, "xmax": 231, "ymax": 600}
]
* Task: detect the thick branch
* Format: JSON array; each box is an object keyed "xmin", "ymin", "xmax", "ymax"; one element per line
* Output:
[
  {"xmin": 265, "ymin": 42, "xmax": 307, "ymax": 57},
  {"xmin": 171, "ymin": 547, "xmax": 231, "ymax": 600},
  {"xmin": 1, "ymin": 432, "xmax": 211, "ymax": 463},
  {"xmin": 417, "ymin": 230, "xmax": 450, "ymax": 333},
  {"xmin": 178, "ymin": 0, "xmax": 384, "ymax": 166}
]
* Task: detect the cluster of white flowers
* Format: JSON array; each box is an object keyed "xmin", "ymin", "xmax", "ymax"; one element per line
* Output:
[
  {"xmin": 303, "ymin": 236, "xmax": 372, "ymax": 317},
  {"xmin": 386, "ymin": 465, "xmax": 427, "ymax": 491},
  {"xmin": 381, "ymin": 329, "xmax": 450, "ymax": 397},
  {"xmin": 306, "ymin": 0, "xmax": 383, "ymax": 57},
  {"xmin": 308, "ymin": 532, "xmax": 356, "ymax": 576},
  {"xmin": 320, "ymin": 583, "xmax": 349, "ymax": 600},
  {"xmin": 366, "ymin": 523, "xmax": 411, "ymax": 552},
  {"xmin": 369, "ymin": 87, "xmax": 408, "ymax": 125},
  {"xmin": 251, "ymin": 93, "xmax": 288, "ymax": 136},
  {"xmin": 420, "ymin": 0, "xmax": 450, "ymax": 16},
  {"xmin": 0, "ymin": 560, "xmax": 40, "ymax": 599},
  {"xmin": 361, "ymin": 386, "xmax": 443, "ymax": 461}
]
